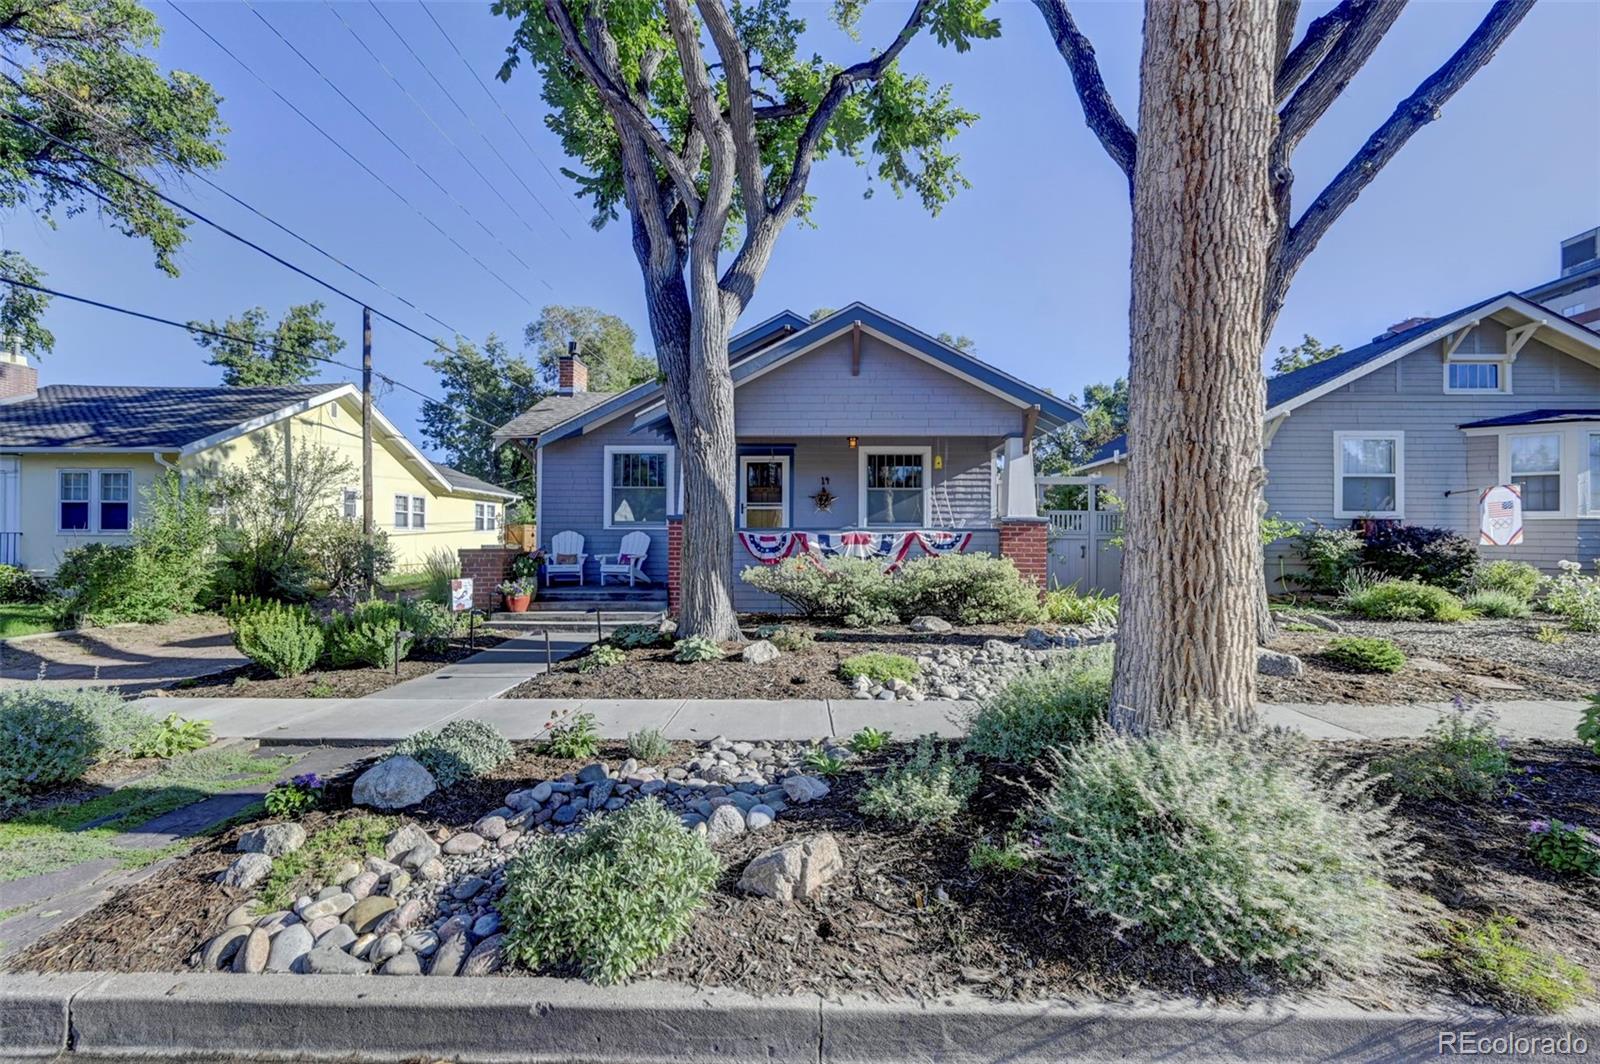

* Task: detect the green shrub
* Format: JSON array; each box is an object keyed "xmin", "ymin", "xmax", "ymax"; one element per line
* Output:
[
  {"xmin": 325, "ymin": 599, "xmax": 411, "ymax": 669},
  {"xmin": 304, "ymin": 519, "xmax": 395, "ymax": 597},
  {"xmin": 857, "ymin": 735, "xmax": 978, "ymax": 825},
  {"xmin": 264, "ymin": 772, "xmax": 325, "ymax": 818},
  {"xmin": 1043, "ymin": 585, "xmax": 1119, "ymax": 626},
  {"xmin": 1546, "ymin": 560, "xmax": 1600, "ymax": 632},
  {"xmin": 400, "ymin": 599, "xmax": 459, "ymax": 652},
  {"xmin": 420, "ymin": 548, "xmax": 462, "ymax": 605},
  {"xmin": 545, "ymin": 710, "xmax": 601, "ymax": 759},
  {"xmin": 1435, "ymin": 916, "xmax": 1591, "ymax": 1013},
  {"xmin": 964, "ymin": 646, "xmax": 1112, "ymax": 764},
  {"xmin": 755, "ymin": 625, "xmax": 815, "ymax": 652},
  {"xmin": 227, "ymin": 596, "xmax": 325, "ymax": 677},
  {"xmin": 839, "ymin": 651, "xmax": 918, "ymax": 686},
  {"xmin": 1360, "ymin": 525, "xmax": 1478, "ymax": 590},
  {"xmin": 393, "ymin": 719, "xmax": 513, "ymax": 789},
  {"xmin": 500, "ymin": 798, "xmax": 718, "ymax": 984},
  {"xmin": 890, "ymin": 553, "xmax": 1042, "ymax": 624},
  {"xmin": 610, "ymin": 623, "xmax": 669, "ymax": 649},
  {"xmin": 626, "ymin": 727, "xmax": 671, "ymax": 761},
  {"xmin": 1536, "ymin": 624, "xmax": 1567, "ymax": 645},
  {"xmin": 1292, "ymin": 527, "xmax": 1365, "ymax": 593},
  {"xmin": 847, "ymin": 726, "xmax": 891, "ymax": 754},
  {"xmin": 1342, "ymin": 580, "xmax": 1472, "ymax": 622},
  {"xmin": 0, "ymin": 564, "xmax": 49, "ymax": 604},
  {"xmin": 1471, "ymin": 560, "xmax": 1542, "ymax": 603},
  {"xmin": 1579, "ymin": 694, "xmax": 1600, "ymax": 756},
  {"xmin": 739, "ymin": 557, "xmax": 896, "ymax": 626},
  {"xmin": 968, "ymin": 834, "xmax": 1032, "ymax": 874},
  {"xmin": 673, "ymin": 636, "xmax": 723, "ymax": 663},
  {"xmin": 579, "ymin": 644, "xmax": 626, "ymax": 673},
  {"xmin": 1373, "ymin": 711, "xmax": 1512, "ymax": 801},
  {"xmin": 1526, "ymin": 818, "xmax": 1600, "ymax": 877},
  {"xmin": 1320, "ymin": 636, "xmax": 1407, "ymax": 674},
  {"xmin": 1036, "ymin": 730, "xmax": 1411, "ymax": 980},
  {"xmin": 802, "ymin": 749, "xmax": 847, "ymax": 777},
  {"xmin": 130, "ymin": 713, "xmax": 212, "ymax": 759},
  {"xmin": 0, "ymin": 686, "xmax": 166, "ymax": 799},
  {"xmin": 1463, "ymin": 589, "xmax": 1531, "ymax": 619}
]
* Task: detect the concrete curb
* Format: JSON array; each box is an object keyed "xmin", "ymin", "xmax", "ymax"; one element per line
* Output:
[{"xmin": 5, "ymin": 972, "xmax": 1598, "ymax": 1063}]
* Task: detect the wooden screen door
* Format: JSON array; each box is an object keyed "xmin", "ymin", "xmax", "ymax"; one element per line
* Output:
[{"xmin": 739, "ymin": 456, "xmax": 789, "ymax": 528}]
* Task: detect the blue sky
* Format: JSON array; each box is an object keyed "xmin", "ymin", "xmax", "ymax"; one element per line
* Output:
[{"xmin": 12, "ymin": 1, "xmax": 1599, "ymax": 452}]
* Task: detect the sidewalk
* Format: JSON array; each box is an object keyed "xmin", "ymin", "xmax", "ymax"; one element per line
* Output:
[
  {"xmin": 367, "ymin": 632, "xmax": 594, "ymax": 701},
  {"xmin": 142, "ymin": 693, "xmax": 1591, "ymax": 745}
]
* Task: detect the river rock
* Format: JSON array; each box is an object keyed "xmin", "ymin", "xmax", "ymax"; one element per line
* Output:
[
  {"xmin": 738, "ymin": 834, "xmax": 843, "ymax": 903},
  {"xmin": 223, "ymin": 902, "xmax": 257, "ymax": 928},
  {"xmin": 353, "ymin": 756, "xmax": 437, "ymax": 810},
  {"xmin": 428, "ymin": 934, "xmax": 469, "ymax": 976},
  {"xmin": 705, "ymin": 803, "xmax": 747, "ymax": 845},
  {"xmin": 780, "ymin": 774, "xmax": 831, "ymax": 804},
  {"xmin": 299, "ymin": 893, "xmax": 355, "ymax": 922},
  {"xmin": 746, "ymin": 804, "xmax": 775, "ymax": 831},
  {"xmin": 741, "ymin": 639, "xmax": 780, "ymax": 664},
  {"xmin": 383, "ymin": 824, "xmax": 436, "ymax": 863},
  {"xmin": 315, "ymin": 924, "xmax": 357, "ymax": 951},
  {"xmin": 473, "ymin": 815, "xmax": 508, "ymax": 840},
  {"xmin": 232, "ymin": 927, "xmax": 271, "ymax": 973},
  {"xmin": 218, "ymin": 852, "xmax": 272, "ymax": 891},
  {"xmin": 368, "ymin": 933, "xmax": 404, "ymax": 965},
  {"xmin": 345, "ymin": 871, "xmax": 380, "ymax": 901},
  {"xmin": 442, "ymin": 832, "xmax": 484, "ymax": 856},
  {"xmin": 303, "ymin": 946, "xmax": 371, "ymax": 975},
  {"xmin": 379, "ymin": 951, "xmax": 422, "ymax": 976},
  {"xmin": 265, "ymin": 923, "xmax": 313, "ymax": 973},
  {"xmin": 343, "ymin": 895, "xmax": 398, "ymax": 934},
  {"xmin": 237, "ymin": 822, "xmax": 306, "ymax": 857},
  {"xmin": 460, "ymin": 933, "xmax": 506, "ymax": 976},
  {"xmin": 910, "ymin": 615, "xmax": 953, "ymax": 633},
  {"xmin": 200, "ymin": 925, "xmax": 250, "ymax": 970},
  {"xmin": 1256, "ymin": 648, "xmax": 1305, "ymax": 677}
]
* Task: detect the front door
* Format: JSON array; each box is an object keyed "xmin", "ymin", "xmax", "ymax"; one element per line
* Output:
[{"xmin": 739, "ymin": 456, "xmax": 789, "ymax": 528}]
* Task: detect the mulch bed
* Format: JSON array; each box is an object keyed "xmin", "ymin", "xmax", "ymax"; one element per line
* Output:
[
  {"xmin": 504, "ymin": 624, "xmax": 1033, "ymax": 701},
  {"xmin": 11, "ymin": 736, "xmax": 1599, "ymax": 1013},
  {"xmin": 156, "ymin": 632, "xmax": 517, "ymax": 699}
]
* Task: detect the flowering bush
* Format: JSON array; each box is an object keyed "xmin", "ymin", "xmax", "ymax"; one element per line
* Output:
[
  {"xmin": 544, "ymin": 708, "xmax": 601, "ymax": 759},
  {"xmin": 1526, "ymin": 819, "xmax": 1600, "ymax": 877},
  {"xmin": 1545, "ymin": 560, "xmax": 1600, "ymax": 632},
  {"xmin": 1373, "ymin": 708, "xmax": 1512, "ymax": 801},
  {"xmin": 393, "ymin": 719, "xmax": 513, "ymax": 788},
  {"xmin": 264, "ymin": 772, "xmax": 325, "ymax": 818}
]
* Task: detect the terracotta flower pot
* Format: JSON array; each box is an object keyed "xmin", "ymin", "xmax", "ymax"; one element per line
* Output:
[{"xmin": 504, "ymin": 593, "xmax": 533, "ymax": 613}]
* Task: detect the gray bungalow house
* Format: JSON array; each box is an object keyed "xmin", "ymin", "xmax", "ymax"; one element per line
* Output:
[
  {"xmin": 1081, "ymin": 291, "xmax": 1600, "ymax": 588},
  {"xmin": 492, "ymin": 304, "xmax": 1081, "ymax": 612}
]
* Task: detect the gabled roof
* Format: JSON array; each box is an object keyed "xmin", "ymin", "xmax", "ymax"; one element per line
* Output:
[
  {"xmin": 491, "ymin": 391, "xmax": 613, "ymax": 444},
  {"xmin": 1459, "ymin": 409, "xmax": 1600, "ymax": 429},
  {"xmin": 729, "ymin": 310, "xmax": 810, "ymax": 361},
  {"xmin": 1077, "ymin": 292, "xmax": 1600, "ymax": 470},
  {"xmin": 436, "ymin": 464, "xmax": 519, "ymax": 498},
  {"xmin": 0, "ymin": 383, "xmax": 335, "ymax": 449}
]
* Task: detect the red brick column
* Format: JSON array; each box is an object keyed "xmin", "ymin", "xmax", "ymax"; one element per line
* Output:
[
  {"xmin": 999, "ymin": 518, "xmax": 1049, "ymax": 595},
  {"xmin": 458, "ymin": 546, "xmax": 519, "ymax": 612},
  {"xmin": 666, "ymin": 516, "xmax": 684, "ymax": 617}
]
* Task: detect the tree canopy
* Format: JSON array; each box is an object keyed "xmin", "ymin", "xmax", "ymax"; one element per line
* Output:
[
  {"xmin": 421, "ymin": 334, "xmax": 542, "ymax": 492},
  {"xmin": 191, "ymin": 302, "xmax": 343, "ymax": 387},
  {"xmin": 0, "ymin": 0, "xmax": 227, "ymax": 356},
  {"xmin": 525, "ymin": 304, "xmax": 656, "ymax": 391},
  {"xmin": 1270, "ymin": 333, "xmax": 1343, "ymax": 377}
]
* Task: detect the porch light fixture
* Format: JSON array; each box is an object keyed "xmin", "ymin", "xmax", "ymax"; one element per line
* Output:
[{"xmin": 847, "ymin": 436, "xmax": 858, "ymax": 449}]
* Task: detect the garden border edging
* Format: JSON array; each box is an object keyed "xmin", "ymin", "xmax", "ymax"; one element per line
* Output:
[{"xmin": 5, "ymin": 972, "xmax": 1599, "ymax": 1063}]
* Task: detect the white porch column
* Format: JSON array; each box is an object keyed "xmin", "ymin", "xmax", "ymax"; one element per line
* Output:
[{"xmin": 1001, "ymin": 436, "xmax": 1038, "ymax": 519}]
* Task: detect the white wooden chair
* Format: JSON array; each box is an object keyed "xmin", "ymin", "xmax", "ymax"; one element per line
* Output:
[
  {"xmin": 545, "ymin": 530, "xmax": 588, "ymax": 586},
  {"xmin": 597, "ymin": 531, "xmax": 653, "ymax": 587}
]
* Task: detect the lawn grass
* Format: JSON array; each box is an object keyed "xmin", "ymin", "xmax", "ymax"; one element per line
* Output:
[
  {"xmin": 0, "ymin": 603, "xmax": 60, "ymax": 638},
  {"xmin": 0, "ymin": 747, "xmax": 291, "ymax": 884},
  {"xmin": 377, "ymin": 571, "xmax": 430, "ymax": 592}
]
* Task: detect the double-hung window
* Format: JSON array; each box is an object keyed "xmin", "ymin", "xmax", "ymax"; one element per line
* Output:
[
  {"xmin": 474, "ymin": 502, "xmax": 499, "ymax": 531},
  {"xmin": 861, "ymin": 447, "xmax": 931, "ymax": 527},
  {"xmin": 1509, "ymin": 433, "xmax": 1562, "ymax": 513},
  {"xmin": 58, "ymin": 469, "xmax": 132, "ymax": 532},
  {"xmin": 98, "ymin": 471, "xmax": 131, "ymax": 531},
  {"xmin": 1333, "ymin": 432, "xmax": 1403, "ymax": 519},
  {"xmin": 394, "ymin": 494, "xmax": 426, "ymax": 530},
  {"xmin": 604, "ymin": 447, "xmax": 672, "ymax": 528},
  {"xmin": 58, "ymin": 471, "xmax": 91, "ymax": 531},
  {"xmin": 343, "ymin": 489, "xmax": 359, "ymax": 522}
]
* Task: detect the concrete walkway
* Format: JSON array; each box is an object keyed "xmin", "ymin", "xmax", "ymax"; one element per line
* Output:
[
  {"xmin": 141, "ymin": 694, "xmax": 1592, "ymax": 745},
  {"xmin": 366, "ymin": 632, "xmax": 593, "ymax": 701}
]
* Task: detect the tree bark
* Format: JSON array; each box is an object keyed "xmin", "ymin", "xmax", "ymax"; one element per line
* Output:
[{"xmin": 1110, "ymin": 0, "xmax": 1276, "ymax": 734}]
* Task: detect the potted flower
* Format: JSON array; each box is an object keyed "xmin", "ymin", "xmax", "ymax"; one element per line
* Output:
[
  {"xmin": 503, "ymin": 499, "xmax": 536, "ymax": 551},
  {"xmin": 499, "ymin": 576, "xmax": 535, "ymax": 613}
]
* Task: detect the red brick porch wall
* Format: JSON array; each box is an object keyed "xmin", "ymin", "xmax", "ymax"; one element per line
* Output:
[
  {"xmin": 666, "ymin": 516, "xmax": 683, "ymax": 616},
  {"xmin": 999, "ymin": 517, "xmax": 1049, "ymax": 594},
  {"xmin": 459, "ymin": 546, "xmax": 519, "ymax": 612}
]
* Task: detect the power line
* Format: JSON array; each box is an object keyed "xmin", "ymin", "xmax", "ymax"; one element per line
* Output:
[
  {"xmin": 2, "ymin": 108, "xmax": 468, "ymax": 357},
  {"xmin": 417, "ymin": 0, "xmax": 587, "ymax": 223},
  {"xmin": 164, "ymin": 1, "xmax": 538, "ymax": 307},
  {"xmin": 0, "ymin": 59, "xmax": 463, "ymax": 338},
  {"xmin": 325, "ymin": 1, "xmax": 565, "ymax": 244},
  {"xmin": 242, "ymin": 0, "xmax": 551, "ymax": 289},
  {"xmin": 0, "ymin": 275, "xmax": 506, "ymax": 433},
  {"xmin": 362, "ymin": 0, "xmax": 570, "ymax": 239}
]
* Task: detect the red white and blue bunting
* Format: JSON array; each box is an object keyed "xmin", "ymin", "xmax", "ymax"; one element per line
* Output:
[{"xmin": 739, "ymin": 529, "xmax": 973, "ymax": 573}]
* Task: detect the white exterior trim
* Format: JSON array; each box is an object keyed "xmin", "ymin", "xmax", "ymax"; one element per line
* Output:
[
  {"xmin": 602, "ymin": 444, "xmax": 675, "ymax": 531},
  {"xmin": 1442, "ymin": 358, "xmax": 1513, "ymax": 395},
  {"xmin": 56, "ymin": 466, "xmax": 134, "ymax": 535},
  {"xmin": 857, "ymin": 445, "xmax": 933, "ymax": 528},
  {"xmin": 177, "ymin": 385, "xmax": 356, "ymax": 456},
  {"xmin": 1494, "ymin": 426, "xmax": 1592, "ymax": 520},
  {"xmin": 1332, "ymin": 431, "xmax": 1405, "ymax": 520},
  {"xmin": 737, "ymin": 454, "xmax": 791, "ymax": 529}
]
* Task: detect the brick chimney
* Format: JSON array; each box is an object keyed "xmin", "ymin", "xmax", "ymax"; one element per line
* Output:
[
  {"xmin": 557, "ymin": 340, "xmax": 588, "ymax": 395},
  {"xmin": 1379, "ymin": 316, "xmax": 1432, "ymax": 339},
  {"xmin": 0, "ymin": 343, "xmax": 37, "ymax": 401}
]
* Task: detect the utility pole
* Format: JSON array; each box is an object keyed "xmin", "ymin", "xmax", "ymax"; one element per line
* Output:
[{"xmin": 362, "ymin": 307, "xmax": 375, "ymax": 591}]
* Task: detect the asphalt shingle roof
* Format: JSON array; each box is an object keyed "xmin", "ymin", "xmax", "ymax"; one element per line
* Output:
[
  {"xmin": 1458, "ymin": 409, "xmax": 1600, "ymax": 429},
  {"xmin": 435, "ymin": 463, "xmax": 516, "ymax": 497},
  {"xmin": 0, "ymin": 384, "xmax": 337, "ymax": 449},
  {"xmin": 491, "ymin": 391, "xmax": 613, "ymax": 442}
]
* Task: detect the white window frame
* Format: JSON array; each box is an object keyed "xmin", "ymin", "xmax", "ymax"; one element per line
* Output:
[
  {"xmin": 474, "ymin": 501, "xmax": 500, "ymax": 531},
  {"xmin": 1332, "ymin": 431, "xmax": 1404, "ymax": 520},
  {"xmin": 393, "ymin": 493, "xmax": 412, "ymax": 530},
  {"xmin": 97, "ymin": 470, "xmax": 132, "ymax": 533},
  {"xmin": 342, "ymin": 488, "xmax": 358, "ymax": 522},
  {"xmin": 1443, "ymin": 359, "xmax": 1512, "ymax": 394},
  {"xmin": 1588, "ymin": 431, "xmax": 1600, "ymax": 516},
  {"xmin": 858, "ymin": 445, "xmax": 933, "ymax": 528},
  {"xmin": 603, "ymin": 445, "xmax": 675, "ymax": 530},
  {"xmin": 410, "ymin": 495, "xmax": 426, "ymax": 530},
  {"xmin": 1502, "ymin": 430, "xmax": 1565, "ymax": 518},
  {"xmin": 738, "ymin": 454, "xmax": 791, "ymax": 529},
  {"xmin": 56, "ymin": 468, "xmax": 134, "ymax": 534}
]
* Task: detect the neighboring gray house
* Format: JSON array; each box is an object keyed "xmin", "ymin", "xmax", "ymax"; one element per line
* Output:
[
  {"xmin": 1082, "ymin": 291, "xmax": 1600, "ymax": 588},
  {"xmin": 494, "ymin": 304, "xmax": 1081, "ymax": 611}
]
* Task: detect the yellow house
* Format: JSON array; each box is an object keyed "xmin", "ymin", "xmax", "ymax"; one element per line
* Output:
[{"xmin": 0, "ymin": 354, "xmax": 516, "ymax": 574}]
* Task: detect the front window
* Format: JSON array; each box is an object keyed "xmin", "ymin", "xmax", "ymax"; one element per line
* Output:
[
  {"xmin": 59, "ymin": 471, "xmax": 90, "ymax": 530},
  {"xmin": 474, "ymin": 502, "xmax": 499, "ymax": 531},
  {"xmin": 1335, "ymin": 433, "xmax": 1402, "ymax": 518},
  {"xmin": 606, "ymin": 448, "xmax": 670, "ymax": 527},
  {"xmin": 1446, "ymin": 362, "xmax": 1503, "ymax": 392},
  {"xmin": 862, "ymin": 449, "xmax": 928, "ymax": 526},
  {"xmin": 1510, "ymin": 433, "xmax": 1562, "ymax": 512},
  {"xmin": 99, "ymin": 471, "xmax": 131, "ymax": 531}
]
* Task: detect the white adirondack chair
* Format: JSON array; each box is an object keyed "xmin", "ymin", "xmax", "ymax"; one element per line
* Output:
[
  {"xmin": 598, "ymin": 531, "xmax": 653, "ymax": 587},
  {"xmin": 545, "ymin": 530, "xmax": 588, "ymax": 586}
]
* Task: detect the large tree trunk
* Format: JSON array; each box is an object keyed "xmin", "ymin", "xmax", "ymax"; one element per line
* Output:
[{"xmin": 1110, "ymin": 0, "xmax": 1276, "ymax": 734}]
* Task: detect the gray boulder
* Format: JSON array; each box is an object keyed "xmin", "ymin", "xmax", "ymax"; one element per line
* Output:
[
  {"xmin": 352, "ymin": 756, "xmax": 437, "ymax": 810},
  {"xmin": 265, "ymin": 923, "xmax": 313, "ymax": 973},
  {"xmin": 705, "ymin": 804, "xmax": 747, "ymax": 845},
  {"xmin": 218, "ymin": 852, "xmax": 273, "ymax": 891},
  {"xmin": 237, "ymin": 822, "xmax": 306, "ymax": 857},
  {"xmin": 1256, "ymin": 648, "xmax": 1305, "ymax": 678},
  {"xmin": 739, "ymin": 835, "xmax": 843, "ymax": 903},
  {"xmin": 741, "ymin": 639, "xmax": 781, "ymax": 664},
  {"xmin": 910, "ymin": 615, "xmax": 953, "ymax": 633},
  {"xmin": 303, "ymin": 946, "xmax": 371, "ymax": 975},
  {"xmin": 780, "ymin": 774, "xmax": 831, "ymax": 805},
  {"xmin": 382, "ymin": 825, "xmax": 433, "ymax": 862}
]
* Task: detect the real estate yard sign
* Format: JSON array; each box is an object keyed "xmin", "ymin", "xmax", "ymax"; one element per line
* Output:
[
  {"xmin": 1479, "ymin": 484, "xmax": 1524, "ymax": 546},
  {"xmin": 450, "ymin": 578, "xmax": 474, "ymax": 612}
]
